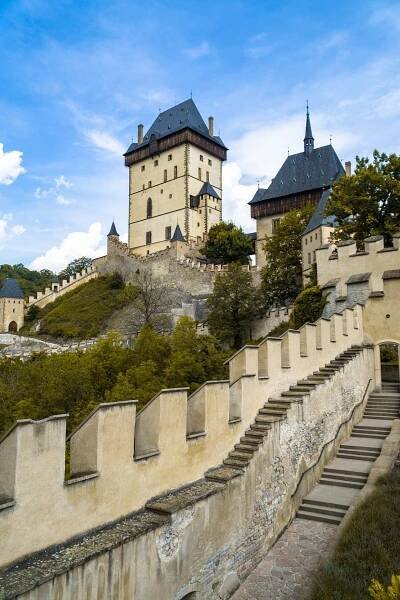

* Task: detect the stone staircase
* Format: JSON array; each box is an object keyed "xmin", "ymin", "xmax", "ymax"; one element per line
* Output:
[
  {"xmin": 296, "ymin": 381, "xmax": 400, "ymax": 525},
  {"xmin": 206, "ymin": 345, "xmax": 365, "ymax": 480}
]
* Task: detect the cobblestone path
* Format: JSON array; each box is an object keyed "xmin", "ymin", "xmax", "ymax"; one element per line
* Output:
[{"xmin": 231, "ymin": 519, "xmax": 337, "ymax": 600}]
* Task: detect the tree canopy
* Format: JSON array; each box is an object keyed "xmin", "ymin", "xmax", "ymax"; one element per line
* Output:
[
  {"xmin": 326, "ymin": 150, "xmax": 400, "ymax": 245},
  {"xmin": 207, "ymin": 262, "xmax": 259, "ymax": 348},
  {"xmin": 0, "ymin": 320, "xmax": 229, "ymax": 439},
  {"xmin": 201, "ymin": 221, "xmax": 254, "ymax": 264},
  {"xmin": 59, "ymin": 257, "xmax": 93, "ymax": 279},
  {"xmin": 260, "ymin": 204, "xmax": 314, "ymax": 309}
]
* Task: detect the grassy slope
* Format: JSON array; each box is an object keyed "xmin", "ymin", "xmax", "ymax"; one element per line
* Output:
[
  {"xmin": 27, "ymin": 275, "xmax": 134, "ymax": 339},
  {"xmin": 308, "ymin": 464, "xmax": 400, "ymax": 599}
]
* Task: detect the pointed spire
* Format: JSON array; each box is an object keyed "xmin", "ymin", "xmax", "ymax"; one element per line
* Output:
[
  {"xmin": 304, "ymin": 100, "xmax": 314, "ymax": 154},
  {"xmin": 107, "ymin": 221, "xmax": 119, "ymax": 237},
  {"xmin": 171, "ymin": 223, "xmax": 185, "ymax": 242}
]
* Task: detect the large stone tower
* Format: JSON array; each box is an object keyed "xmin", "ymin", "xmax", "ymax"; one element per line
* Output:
[{"xmin": 124, "ymin": 99, "xmax": 227, "ymax": 256}]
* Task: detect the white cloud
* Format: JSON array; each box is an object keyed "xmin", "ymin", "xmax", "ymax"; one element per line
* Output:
[
  {"xmin": 0, "ymin": 214, "xmax": 25, "ymax": 248},
  {"xmin": 222, "ymin": 162, "xmax": 257, "ymax": 231},
  {"xmin": 86, "ymin": 130, "xmax": 125, "ymax": 156},
  {"xmin": 34, "ymin": 175, "xmax": 74, "ymax": 205},
  {"xmin": 30, "ymin": 222, "xmax": 107, "ymax": 272},
  {"xmin": 183, "ymin": 41, "xmax": 211, "ymax": 59},
  {"xmin": 56, "ymin": 194, "xmax": 73, "ymax": 205},
  {"xmin": 0, "ymin": 143, "xmax": 26, "ymax": 185},
  {"xmin": 55, "ymin": 175, "xmax": 72, "ymax": 189},
  {"xmin": 374, "ymin": 88, "xmax": 400, "ymax": 117}
]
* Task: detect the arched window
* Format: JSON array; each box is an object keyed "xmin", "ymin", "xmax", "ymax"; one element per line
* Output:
[{"xmin": 147, "ymin": 197, "xmax": 152, "ymax": 218}]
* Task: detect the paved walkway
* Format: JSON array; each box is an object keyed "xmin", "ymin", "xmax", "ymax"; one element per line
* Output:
[{"xmin": 232, "ymin": 519, "xmax": 336, "ymax": 600}]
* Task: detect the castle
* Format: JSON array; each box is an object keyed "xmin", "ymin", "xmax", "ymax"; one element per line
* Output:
[{"xmin": 0, "ymin": 100, "xmax": 400, "ymax": 599}]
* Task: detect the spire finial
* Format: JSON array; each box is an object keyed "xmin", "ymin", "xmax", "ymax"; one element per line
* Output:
[{"xmin": 304, "ymin": 101, "xmax": 314, "ymax": 155}]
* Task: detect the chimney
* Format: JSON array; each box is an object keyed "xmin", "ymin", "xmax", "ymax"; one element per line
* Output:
[
  {"xmin": 345, "ymin": 161, "xmax": 351, "ymax": 177},
  {"xmin": 138, "ymin": 124, "xmax": 144, "ymax": 144},
  {"xmin": 208, "ymin": 116, "xmax": 214, "ymax": 137}
]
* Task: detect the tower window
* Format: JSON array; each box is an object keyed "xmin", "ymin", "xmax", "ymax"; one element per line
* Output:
[
  {"xmin": 305, "ymin": 238, "xmax": 308, "ymax": 245},
  {"xmin": 154, "ymin": 159, "xmax": 158, "ymax": 166},
  {"xmin": 308, "ymin": 252, "xmax": 311, "ymax": 264},
  {"xmin": 160, "ymin": 188, "xmax": 163, "ymax": 194},
  {"xmin": 200, "ymin": 155, "xmax": 204, "ymax": 162},
  {"xmin": 146, "ymin": 231, "xmax": 152, "ymax": 245},
  {"xmin": 164, "ymin": 169, "xmax": 167, "ymax": 182},
  {"xmin": 141, "ymin": 165, "xmax": 145, "ymax": 172},
  {"xmin": 165, "ymin": 226, "xmax": 171, "ymax": 240},
  {"xmin": 169, "ymin": 193, "xmax": 172, "ymax": 199},
  {"xmin": 208, "ymin": 159, "xmax": 212, "ymax": 166},
  {"xmin": 206, "ymin": 171, "xmax": 209, "ymax": 182},
  {"xmin": 148, "ymin": 181, "xmax": 152, "ymax": 188},
  {"xmin": 174, "ymin": 165, "xmax": 178, "ymax": 178},
  {"xmin": 147, "ymin": 198, "xmax": 152, "ymax": 218},
  {"xmin": 168, "ymin": 154, "xmax": 172, "ymax": 161},
  {"xmin": 198, "ymin": 167, "xmax": 202, "ymax": 180},
  {"xmin": 272, "ymin": 218, "xmax": 281, "ymax": 233},
  {"xmin": 142, "ymin": 184, "xmax": 145, "ymax": 190}
]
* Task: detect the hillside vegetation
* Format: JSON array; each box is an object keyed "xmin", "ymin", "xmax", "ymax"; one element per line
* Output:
[
  {"xmin": 25, "ymin": 273, "xmax": 136, "ymax": 339},
  {"xmin": 0, "ymin": 264, "xmax": 55, "ymax": 297},
  {"xmin": 0, "ymin": 320, "xmax": 229, "ymax": 438}
]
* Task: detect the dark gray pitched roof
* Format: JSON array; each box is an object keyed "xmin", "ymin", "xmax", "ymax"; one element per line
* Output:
[
  {"xmin": 171, "ymin": 224, "xmax": 185, "ymax": 242},
  {"xmin": 249, "ymin": 144, "xmax": 345, "ymax": 205},
  {"xmin": 304, "ymin": 110, "xmax": 314, "ymax": 144},
  {"xmin": 304, "ymin": 189, "xmax": 338, "ymax": 234},
  {"xmin": 125, "ymin": 99, "xmax": 226, "ymax": 154},
  {"xmin": 107, "ymin": 221, "xmax": 119, "ymax": 237},
  {"xmin": 0, "ymin": 278, "xmax": 24, "ymax": 299},
  {"xmin": 198, "ymin": 182, "xmax": 221, "ymax": 199}
]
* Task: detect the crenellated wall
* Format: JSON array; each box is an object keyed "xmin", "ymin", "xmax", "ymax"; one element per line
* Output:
[
  {"xmin": 26, "ymin": 267, "xmax": 98, "ymax": 311},
  {"xmin": 316, "ymin": 233, "xmax": 400, "ymax": 291},
  {"xmin": 0, "ymin": 304, "xmax": 366, "ymax": 570}
]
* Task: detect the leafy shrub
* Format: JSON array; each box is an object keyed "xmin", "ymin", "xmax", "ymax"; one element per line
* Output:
[{"xmin": 288, "ymin": 285, "xmax": 326, "ymax": 330}]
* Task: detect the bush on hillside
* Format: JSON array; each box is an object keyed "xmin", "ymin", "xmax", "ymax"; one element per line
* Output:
[
  {"xmin": 36, "ymin": 274, "xmax": 136, "ymax": 339},
  {"xmin": 288, "ymin": 285, "xmax": 326, "ymax": 330}
]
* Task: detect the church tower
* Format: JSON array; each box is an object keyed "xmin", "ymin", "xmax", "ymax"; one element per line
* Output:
[{"xmin": 124, "ymin": 99, "xmax": 227, "ymax": 256}]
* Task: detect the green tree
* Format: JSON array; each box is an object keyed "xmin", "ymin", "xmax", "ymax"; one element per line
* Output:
[
  {"xmin": 0, "ymin": 263, "xmax": 55, "ymax": 297},
  {"xmin": 326, "ymin": 150, "xmax": 400, "ymax": 246},
  {"xmin": 288, "ymin": 285, "xmax": 326, "ymax": 330},
  {"xmin": 59, "ymin": 257, "xmax": 92, "ymax": 279},
  {"xmin": 260, "ymin": 204, "xmax": 314, "ymax": 309},
  {"xmin": 207, "ymin": 263, "xmax": 259, "ymax": 348},
  {"xmin": 201, "ymin": 221, "xmax": 254, "ymax": 264}
]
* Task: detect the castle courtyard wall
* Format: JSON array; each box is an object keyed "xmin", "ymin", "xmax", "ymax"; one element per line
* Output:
[{"xmin": 2, "ymin": 346, "xmax": 375, "ymax": 599}]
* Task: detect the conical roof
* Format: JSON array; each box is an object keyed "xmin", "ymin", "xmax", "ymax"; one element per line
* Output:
[
  {"xmin": 0, "ymin": 278, "xmax": 24, "ymax": 299},
  {"xmin": 107, "ymin": 221, "xmax": 119, "ymax": 237},
  {"xmin": 171, "ymin": 224, "xmax": 185, "ymax": 242}
]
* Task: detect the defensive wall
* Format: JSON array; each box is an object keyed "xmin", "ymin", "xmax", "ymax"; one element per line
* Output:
[
  {"xmin": 0, "ymin": 299, "xmax": 383, "ymax": 599},
  {"xmin": 25, "ymin": 267, "xmax": 98, "ymax": 311},
  {"xmin": 316, "ymin": 234, "xmax": 400, "ymax": 322}
]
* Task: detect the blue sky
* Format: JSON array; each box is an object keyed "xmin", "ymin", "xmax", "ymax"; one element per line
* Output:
[{"xmin": 1, "ymin": 0, "xmax": 400, "ymax": 271}]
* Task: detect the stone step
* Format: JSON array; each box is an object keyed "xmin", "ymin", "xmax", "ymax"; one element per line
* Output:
[
  {"xmin": 324, "ymin": 467, "xmax": 369, "ymax": 478},
  {"xmin": 298, "ymin": 504, "xmax": 347, "ymax": 518},
  {"xmin": 321, "ymin": 472, "xmax": 367, "ymax": 484},
  {"xmin": 319, "ymin": 476, "xmax": 364, "ymax": 489},
  {"xmin": 259, "ymin": 407, "xmax": 286, "ymax": 416},
  {"xmin": 297, "ymin": 380, "xmax": 319, "ymax": 387},
  {"xmin": 234, "ymin": 443, "xmax": 256, "ymax": 454},
  {"xmin": 241, "ymin": 435, "xmax": 262, "ymax": 446},
  {"xmin": 255, "ymin": 415, "xmax": 282, "ymax": 424},
  {"xmin": 228, "ymin": 450, "xmax": 251, "ymax": 462},
  {"xmin": 351, "ymin": 433, "xmax": 387, "ymax": 439},
  {"xmin": 336, "ymin": 452, "xmax": 376, "ymax": 462},
  {"xmin": 223, "ymin": 458, "xmax": 247, "ymax": 469},
  {"xmin": 281, "ymin": 391, "xmax": 307, "ymax": 398},
  {"xmin": 341, "ymin": 444, "xmax": 381, "ymax": 452},
  {"xmin": 353, "ymin": 425, "xmax": 391, "ymax": 432},
  {"xmin": 250, "ymin": 423, "xmax": 271, "ymax": 433},
  {"xmin": 289, "ymin": 386, "xmax": 312, "ymax": 394},
  {"xmin": 296, "ymin": 509, "xmax": 342, "ymax": 525},
  {"xmin": 302, "ymin": 498, "xmax": 350, "ymax": 511},
  {"xmin": 362, "ymin": 415, "xmax": 397, "ymax": 421}
]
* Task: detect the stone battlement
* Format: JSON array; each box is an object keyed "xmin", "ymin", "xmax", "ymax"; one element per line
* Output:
[
  {"xmin": 0, "ymin": 304, "xmax": 365, "ymax": 567},
  {"xmin": 26, "ymin": 266, "xmax": 98, "ymax": 311},
  {"xmin": 316, "ymin": 233, "xmax": 400, "ymax": 290}
]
